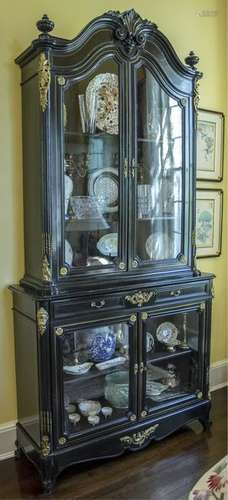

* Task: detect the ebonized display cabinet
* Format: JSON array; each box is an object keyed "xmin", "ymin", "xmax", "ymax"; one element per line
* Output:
[{"xmin": 11, "ymin": 10, "xmax": 214, "ymax": 494}]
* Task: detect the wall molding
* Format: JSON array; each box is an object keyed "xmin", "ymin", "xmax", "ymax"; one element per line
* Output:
[
  {"xmin": 0, "ymin": 361, "xmax": 227, "ymax": 460},
  {"xmin": 210, "ymin": 359, "xmax": 228, "ymax": 392},
  {"xmin": 0, "ymin": 420, "xmax": 16, "ymax": 461}
]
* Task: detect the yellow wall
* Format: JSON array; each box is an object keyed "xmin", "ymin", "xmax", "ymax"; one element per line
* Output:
[{"xmin": 0, "ymin": 0, "xmax": 227, "ymax": 425}]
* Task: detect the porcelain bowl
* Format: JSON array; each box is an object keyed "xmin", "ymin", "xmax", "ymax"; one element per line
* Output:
[
  {"xmin": 78, "ymin": 400, "xmax": 101, "ymax": 416},
  {"xmin": 104, "ymin": 371, "xmax": 129, "ymax": 408},
  {"xmin": 63, "ymin": 362, "xmax": 93, "ymax": 375}
]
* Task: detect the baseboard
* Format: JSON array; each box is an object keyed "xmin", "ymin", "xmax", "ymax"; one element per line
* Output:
[
  {"xmin": 210, "ymin": 359, "xmax": 228, "ymax": 391},
  {"xmin": 0, "ymin": 361, "xmax": 227, "ymax": 460},
  {"xmin": 0, "ymin": 421, "xmax": 16, "ymax": 461}
]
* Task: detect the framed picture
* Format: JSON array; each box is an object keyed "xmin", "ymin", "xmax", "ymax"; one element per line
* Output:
[
  {"xmin": 197, "ymin": 109, "xmax": 224, "ymax": 181},
  {"xmin": 196, "ymin": 189, "xmax": 223, "ymax": 258}
]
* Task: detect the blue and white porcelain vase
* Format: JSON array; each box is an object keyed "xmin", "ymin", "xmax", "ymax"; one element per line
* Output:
[{"xmin": 88, "ymin": 328, "xmax": 116, "ymax": 362}]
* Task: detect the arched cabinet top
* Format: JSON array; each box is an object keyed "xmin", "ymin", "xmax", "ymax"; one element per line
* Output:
[{"xmin": 15, "ymin": 10, "xmax": 202, "ymax": 92}]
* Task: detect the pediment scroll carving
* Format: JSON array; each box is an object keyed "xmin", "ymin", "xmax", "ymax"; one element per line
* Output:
[{"xmin": 107, "ymin": 9, "xmax": 157, "ymax": 57}]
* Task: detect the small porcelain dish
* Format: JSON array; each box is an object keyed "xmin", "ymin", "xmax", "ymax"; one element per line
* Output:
[
  {"xmin": 88, "ymin": 414, "xmax": 100, "ymax": 426},
  {"xmin": 95, "ymin": 356, "xmax": 126, "ymax": 371},
  {"xmin": 68, "ymin": 413, "xmax": 81, "ymax": 424},
  {"xmin": 63, "ymin": 362, "xmax": 93, "ymax": 376},
  {"xmin": 78, "ymin": 400, "xmax": 101, "ymax": 417},
  {"xmin": 101, "ymin": 406, "xmax": 113, "ymax": 418}
]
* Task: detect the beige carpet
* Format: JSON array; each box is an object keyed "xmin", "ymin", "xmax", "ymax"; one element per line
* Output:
[{"xmin": 189, "ymin": 456, "xmax": 228, "ymax": 499}]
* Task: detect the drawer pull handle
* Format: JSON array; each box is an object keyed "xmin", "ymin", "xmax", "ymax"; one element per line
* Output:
[
  {"xmin": 90, "ymin": 299, "xmax": 105, "ymax": 309},
  {"xmin": 170, "ymin": 289, "xmax": 181, "ymax": 297}
]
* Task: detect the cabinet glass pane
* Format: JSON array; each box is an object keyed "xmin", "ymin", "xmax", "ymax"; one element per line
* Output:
[
  {"xmin": 62, "ymin": 322, "xmax": 130, "ymax": 435},
  {"xmin": 63, "ymin": 60, "xmax": 120, "ymax": 269},
  {"xmin": 136, "ymin": 67, "xmax": 183, "ymax": 262},
  {"xmin": 143, "ymin": 310, "xmax": 200, "ymax": 411}
]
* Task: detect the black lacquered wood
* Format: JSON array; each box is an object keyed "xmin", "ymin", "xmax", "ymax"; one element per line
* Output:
[{"xmin": 11, "ymin": 9, "xmax": 214, "ymax": 494}]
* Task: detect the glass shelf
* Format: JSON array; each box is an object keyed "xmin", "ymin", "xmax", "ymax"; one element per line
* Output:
[
  {"xmin": 63, "ymin": 360, "xmax": 129, "ymax": 385},
  {"xmin": 137, "ymin": 216, "xmax": 175, "ymax": 221},
  {"xmin": 146, "ymin": 348, "xmax": 192, "ymax": 364},
  {"xmin": 137, "ymin": 138, "xmax": 179, "ymax": 144}
]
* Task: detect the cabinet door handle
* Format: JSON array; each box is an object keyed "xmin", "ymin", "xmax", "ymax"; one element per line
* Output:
[
  {"xmin": 170, "ymin": 289, "xmax": 181, "ymax": 297},
  {"xmin": 140, "ymin": 362, "xmax": 144, "ymax": 374},
  {"xmin": 124, "ymin": 158, "xmax": 128, "ymax": 178},
  {"xmin": 131, "ymin": 158, "xmax": 136, "ymax": 178},
  {"xmin": 90, "ymin": 299, "xmax": 105, "ymax": 309},
  {"xmin": 134, "ymin": 363, "xmax": 138, "ymax": 375}
]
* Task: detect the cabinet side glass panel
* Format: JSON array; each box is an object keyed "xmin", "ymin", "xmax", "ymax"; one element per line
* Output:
[
  {"xmin": 63, "ymin": 60, "xmax": 121, "ymax": 270},
  {"xmin": 62, "ymin": 322, "xmax": 131, "ymax": 435},
  {"xmin": 135, "ymin": 67, "xmax": 183, "ymax": 263},
  {"xmin": 143, "ymin": 310, "xmax": 200, "ymax": 412}
]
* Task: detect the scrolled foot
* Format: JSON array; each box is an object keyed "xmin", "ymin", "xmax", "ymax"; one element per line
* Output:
[
  {"xmin": 42, "ymin": 479, "xmax": 56, "ymax": 496},
  {"xmin": 199, "ymin": 417, "xmax": 212, "ymax": 432}
]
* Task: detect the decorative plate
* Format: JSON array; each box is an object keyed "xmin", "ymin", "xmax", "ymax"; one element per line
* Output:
[
  {"xmin": 65, "ymin": 240, "xmax": 73, "ymax": 266},
  {"xmin": 97, "ymin": 233, "xmax": 118, "ymax": 257},
  {"xmin": 156, "ymin": 322, "xmax": 178, "ymax": 345},
  {"xmin": 86, "ymin": 73, "xmax": 118, "ymax": 135},
  {"xmin": 88, "ymin": 168, "xmax": 119, "ymax": 213},
  {"xmin": 145, "ymin": 232, "xmax": 173, "ymax": 260},
  {"xmin": 146, "ymin": 332, "xmax": 155, "ymax": 353}
]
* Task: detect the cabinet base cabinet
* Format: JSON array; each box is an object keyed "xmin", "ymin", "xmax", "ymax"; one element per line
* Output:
[
  {"xmin": 11, "ymin": 274, "xmax": 213, "ymax": 494},
  {"xmin": 16, "ymin": 400, "xmax": 211, "ymax": 495}
]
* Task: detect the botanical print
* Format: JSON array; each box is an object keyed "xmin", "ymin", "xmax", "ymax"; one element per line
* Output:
[
  {"xmin": 197, "ymin": 120, "xmax": 216, "ymax": 172},
  {"xmin": 190, "ymin": 456, "xmax": 228, "ymax": 500},
  {"xmin": 196, "ymin": 199, "xmax": 214, "ymax": 248}
]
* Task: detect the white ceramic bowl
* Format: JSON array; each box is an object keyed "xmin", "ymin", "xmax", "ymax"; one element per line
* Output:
[
  {"xmin": 63, "ymin": 362, "xmax": 93, "ymax": 375},
  {"xmin": 68, "ymin": 413, "xmax": 81, "ymax": 424},
  {"xmin": 101, "ymin": 406, "xmax": 113, "ymax": 418},
  {"xmin": 88, "ymin": 415, "xmax": 100, "ymax": 426},
  {"xmin": 78, "ymin": 400, "xmax": 101, "ymax": 416}
]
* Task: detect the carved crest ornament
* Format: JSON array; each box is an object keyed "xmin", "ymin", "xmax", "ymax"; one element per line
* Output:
[{"xmin": 107, "ymin": 9, "xmax": 157, "ymax": 57}]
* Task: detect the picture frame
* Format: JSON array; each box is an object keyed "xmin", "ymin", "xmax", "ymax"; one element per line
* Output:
[
  {"xmin": 196, "ymin": 109, "xmax": 224, "ymax": 181},
  {"xmin": 196, "ymin": 189, "xmax": 223, "ymax": 258}
]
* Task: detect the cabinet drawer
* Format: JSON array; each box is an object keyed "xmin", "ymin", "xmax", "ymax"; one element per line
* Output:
[
  {"xmin": 52, "ymin": 292, "xmax": 125, "ymax": 321},
  {"xmin": 156, "ymin": 282, "xmax": 208, "ymax": 303},
  {"xmin": 123, "ymin": 282, "xmax": 209, "ymax": 308},
  {"xmin": 52, "ymin": 282, "xmax": 209, "ymax": 321}
]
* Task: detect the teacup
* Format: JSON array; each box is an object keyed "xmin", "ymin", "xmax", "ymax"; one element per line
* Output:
[{"xmin": 68, "ymin": 413, "xmax": 81, "ymax": 424}]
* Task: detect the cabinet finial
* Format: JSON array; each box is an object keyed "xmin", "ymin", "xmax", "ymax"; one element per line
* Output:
[
  {"xmin": 36, "ymin": 14, "xmax": 55, "ymax": 35},
  {"xmin": 185, "ymin": 51, "xmax": 200, "ymax": 70}
]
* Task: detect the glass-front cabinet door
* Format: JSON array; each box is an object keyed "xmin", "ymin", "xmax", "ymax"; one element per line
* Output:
[
  {"xmin": 140, "ymin": 305, "xmax": 205, "ymax": 416},
  {"xmin": 130, "ymin": 65, "xmax": 188, "ymax": 269},
  {"xmin": 59, "ymin": 58, "xmax": 126, "ymax": 275},
  {"xmin": 54, "ymin": 316, "xmax": 137, "ymax": 442}
]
